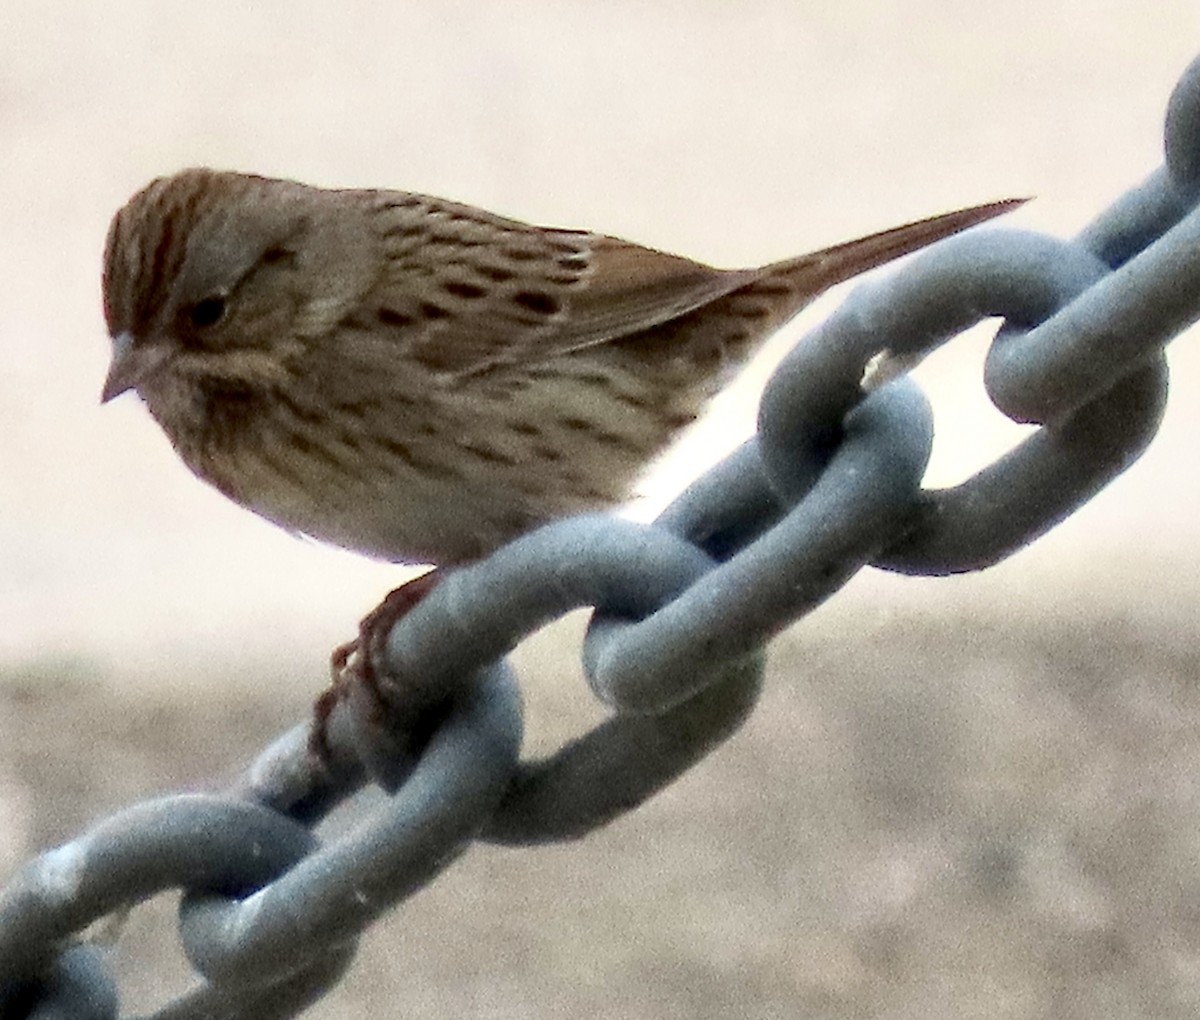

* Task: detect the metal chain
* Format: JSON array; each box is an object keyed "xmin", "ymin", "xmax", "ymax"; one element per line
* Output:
[{"xmin": 6, "ymin": 52, "xmax": 1200, "ymax": 1020}]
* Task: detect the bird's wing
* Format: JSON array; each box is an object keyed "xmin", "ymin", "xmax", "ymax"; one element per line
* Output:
[
  {"xmin": 365, "ymin": 194, "xmax": 755, "ymax": 376},
  {"xmin": 364, "ymin": 192, "xmax": 1024, "ymax": 377}
]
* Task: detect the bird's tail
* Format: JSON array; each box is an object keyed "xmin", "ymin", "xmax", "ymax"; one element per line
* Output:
[
  {"xmin": 633, "ymin": 196, "xmax": 1025, "ymax": 412},
  {"xmin": 757, "ymin": 197, "xmax": 1026, "ymax": 312}
]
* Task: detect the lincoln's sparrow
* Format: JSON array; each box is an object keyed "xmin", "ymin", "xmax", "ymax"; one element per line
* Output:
[{"xmin": 101, "ymin": 169, "xmax": 1019, "ymax": 567}]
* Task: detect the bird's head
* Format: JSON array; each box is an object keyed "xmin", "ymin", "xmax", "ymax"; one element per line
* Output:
[{"xmin": 100, "ymin": 168, "xmax": 377, "ymax": 403}]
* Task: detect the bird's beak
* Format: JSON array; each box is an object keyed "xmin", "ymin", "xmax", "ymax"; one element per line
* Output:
[{"xmin": 101, "ymin": 333, "xmax": 172, "ymax": 403}]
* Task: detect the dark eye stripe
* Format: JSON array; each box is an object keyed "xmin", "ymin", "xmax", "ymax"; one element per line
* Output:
[
  {"xmin": 189, "ymin": 296, "xmax": 227, "ymax": 328},
  {"xmin": 261, "ymin": 246, "xmax": 296, "ymax": 265}
]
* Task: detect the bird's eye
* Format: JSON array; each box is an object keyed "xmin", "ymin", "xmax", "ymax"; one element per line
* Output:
[{"xmin": 190, "ymin": 296, "xmax": 227, "ymax": 329}]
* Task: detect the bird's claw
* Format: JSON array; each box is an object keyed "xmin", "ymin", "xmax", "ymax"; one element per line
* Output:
[{"xmin": 308, "ymin": 570, "xmax": 442, "ymax": 763}]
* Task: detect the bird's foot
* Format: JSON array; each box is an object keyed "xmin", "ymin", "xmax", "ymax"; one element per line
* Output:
[{"xmin": 309, "ymin": 569, "xmax": 442, "ymax": 761}]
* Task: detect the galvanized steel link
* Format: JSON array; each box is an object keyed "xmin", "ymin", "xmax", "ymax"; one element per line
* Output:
[{"xmin": 6, "ymin": 49, "xmax": 1200, "ymax": 1020}]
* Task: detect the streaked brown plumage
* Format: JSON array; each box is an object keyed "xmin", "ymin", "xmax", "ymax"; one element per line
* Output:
[{"xmin": 101, "ymin": 169, "xmax": 1019, "ymax": 565}]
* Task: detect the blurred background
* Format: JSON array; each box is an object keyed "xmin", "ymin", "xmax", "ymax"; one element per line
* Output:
[{"xmin": 5, "ymin": 2, "xmax": 1200, "ymax": 1017}]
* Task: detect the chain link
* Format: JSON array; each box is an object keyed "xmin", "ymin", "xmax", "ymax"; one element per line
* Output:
[{"xmin": 7, "ymin": 52, "xmax": 1200, "ymax": 1019}]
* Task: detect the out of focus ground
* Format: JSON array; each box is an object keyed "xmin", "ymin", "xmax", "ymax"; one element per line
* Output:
[{"xmin": 7, "ymin": 577, "xmax": 1200, "ymax": 1019}]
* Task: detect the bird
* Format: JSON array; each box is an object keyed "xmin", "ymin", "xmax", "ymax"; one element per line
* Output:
[
  {"xmin": 101, "ymin": 169, "xmax": 1019, "ymax": 749},
  {"xmin": 101, "ymin": 168, "xmax": 1019, "ymax": 569}
]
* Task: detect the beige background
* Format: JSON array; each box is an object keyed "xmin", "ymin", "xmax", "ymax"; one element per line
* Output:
[{"xmin": 4, "ymin": 2, "xmax": 1200, "ymax": 1017}]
